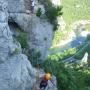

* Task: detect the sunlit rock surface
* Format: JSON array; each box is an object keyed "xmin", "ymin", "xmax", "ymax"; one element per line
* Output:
[
  {"xmin": 7, "ymin": 0, "xmax": 53, "ymax": 61},
  {"xmin": 0, "ymin": 0, "xmax": 57, "ymax": 90}
]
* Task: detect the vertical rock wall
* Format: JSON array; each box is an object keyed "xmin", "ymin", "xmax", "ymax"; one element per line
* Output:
[
  {"xmin": 6, "ymin": 0, "xmax": 54, "ymax": 62},
  {"xmin": 0, "ymin": 1, "xmax": 57, "ymax": 90}
]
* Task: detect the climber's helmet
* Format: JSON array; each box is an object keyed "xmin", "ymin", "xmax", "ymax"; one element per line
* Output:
[{"xmin": 44, "ymin": 73, "xmax": 51, "ymax": 81}]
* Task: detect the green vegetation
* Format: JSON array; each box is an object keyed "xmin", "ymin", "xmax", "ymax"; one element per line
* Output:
[
  {"xmin": 41, "ymin": 60, "xmax": 77, "ymax": 90},
  {"xmin": 62, "ymin": 0, "xmax": 90, "ymax": 29},
  {"xmin": 74, "ymin": 34, "xmax": 90, "ymax": 60},
  {"xmin": 52, "ymin": 30, "xmax": 69, "ymax": 47},
  {"xmin": 40, "ymin": 0, "xmax": 63, "ymax": 31},
  {"xmin": 73, "ymin": 66, "xmax": 90, "ymax": 90},
  {"xmin": 40, "ymin": 56, "xmax": 90, "ymax": 90},
  {"xmin": 15, "ymin": 29, "xmax": 42, "ymax": 65},
  {"xmin": 48, "ymin": 48, "xmax": 76, "ymax": 61},
  {"xmin": 36, "ymin": 8, "xmax": 42, "ymax": 17},
  {"xmin": 86, "ymin": 25, "xmax": 90, "ymax": 31},
  {"xmin": 16, "ymin": 31, "xmax": 28, "ymax": 49},
  {"xmin": 13, "ymin": 1, "xmax": 90, "ymax": 90},
  {"xmin": 39, "ymin": 0, "xmax": 90, "ymax": 90},
  {"xmin": 40, "ymin": 34, "xmax": 90, "ymax": 90},
  {"xmin": 13, "ymin": 48, "xmax": 20, "ymax": 54},
  {"xmin": 52, "ymin": 0, "xmax": 90, "ymax": 47},
  {"xmin": 15, "ymin": 30, "xmax": 41, "ymax": 65},
  {"xmin": 45, "ymin": 6, "xmax": 63, "ymax": 30},
  {"xmin": 86, "ymin": 34, "xmax": 90, "ymax": 41},
  {"xmin": 74, "ymin": 43, "xmax": 90, "ymax": 59}
]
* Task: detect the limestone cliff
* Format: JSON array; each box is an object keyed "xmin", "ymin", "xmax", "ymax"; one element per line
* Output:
[
  {"xmin": 0, "ymin": 0, "xmax": 57, "ymax": 90},
  {"xmin": 7, "ymin": 0, "xmax": 53, "ymax": 62}
]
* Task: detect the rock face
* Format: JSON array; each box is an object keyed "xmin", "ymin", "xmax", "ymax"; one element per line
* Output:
[
  {"xmin": 0, "ymin": 0, "xmax": 57, "ymax": 90},
  {"xmin": 51, "ymin": 0, "xmax": 61, "ymax": 6},
  {"xmin": 28, "ymin": 16, "xmax": 53, "ymax": 61},
  {"xmin": 6, "ymin": 0, "xmax": 53, "ymax": 61}
]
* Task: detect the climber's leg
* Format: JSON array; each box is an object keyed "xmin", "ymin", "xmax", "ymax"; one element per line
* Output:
[{"xmin": 39, "ymin": 84, "xmax": 46, "ymax": 90}]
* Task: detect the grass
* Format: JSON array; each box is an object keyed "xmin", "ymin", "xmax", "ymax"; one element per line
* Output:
[
  {"xmin": 52, "ymin": 30, "xmax": 69, "ymax": 47},
  {"xmin": 86, "ymin": 25, "xmax": 90, "ymax": 31},
  {"xmin": 62, "ymin": 0, "xmax": 90, "ymax": 25},
  {"xmin": 52, "ymin": 0, "xmax": 90, "ymax": 47},
  {"xmin": 62, "ymin": 0, "xmax": 90, "ymax": 32}
]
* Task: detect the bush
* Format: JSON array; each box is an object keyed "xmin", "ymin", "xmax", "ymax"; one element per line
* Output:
[
  {"xmin": 40, "ymin": 56, "xmax": 90, "ymax": 90},
  {"xmin": 40, "ymin": 59, "xmax": 78, "ymax": 90},
  {"xmin": 36, "ymin": 8, "xmax": 42, "ymax": 17},
  {"xmin": 49, "ymin": 48, "xmax": 76, "ymax": 61},
  {"xmin": 45, "ymin": 6, "xmax": 63, "ymax": 24},
  {"xmin": 16, "ymin": 32, "xmax": 28, "ymax": 49},
  {"xmin": 13, "ymin": 48, "xmax": 20, "ymax": 54},
  {"xmin": 76, "ymin": 67, "xmax": 90, "ymax": 89},
  {"xmin": 52, "ymin": 30, "xmax": 68, "ymax": 46},
  {"xmin": 45, "ymin": 6, "xmax": 63, "ymax": 31},
  {"xmin": 39, "ymin": 0, "xmax": 63, "ymax": 31}
]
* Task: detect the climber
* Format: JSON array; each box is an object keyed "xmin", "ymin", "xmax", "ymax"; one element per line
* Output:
[
  {"xmin": 39, "ymin": 73, "xmax": 51, "ymax": 90},
  {"xmin": 31, "ymin": 0, "xmax": 35, "ymax": 13}
]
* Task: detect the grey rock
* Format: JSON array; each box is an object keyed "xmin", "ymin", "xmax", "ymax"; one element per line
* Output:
[
  {"xmin": 6, "ymin": 0, "xmax": 54, "ymax": 61},
  {"xmin": 27, "ymin": 15, "xmax": 53, "ymax": 61},
  {"xmin": 51, "ymin": 0, "xmax": 61, "ymax": 6},
  {"xmin": 0, "ymin": 0, "xmax": 57, "ymax": 90}
]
